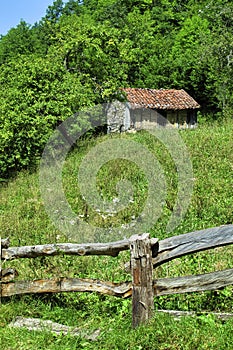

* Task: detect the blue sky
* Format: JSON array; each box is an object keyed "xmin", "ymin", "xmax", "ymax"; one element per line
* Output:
[{"xmin": 0, "ymin": 0, "xmax": 64, "ymax": 35}]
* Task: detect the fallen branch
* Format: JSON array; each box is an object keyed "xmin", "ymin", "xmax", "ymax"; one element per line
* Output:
[
  {"xmin": 8, "ymin": 317, "xmax": 100, "ymax": 340},
  {"xmin": 156, "ymin": 310, "xmax": 233, "ymax": 321}
]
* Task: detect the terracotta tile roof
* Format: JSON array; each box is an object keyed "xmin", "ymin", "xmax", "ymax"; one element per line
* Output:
[{"xmin": 122, "ymin": 88, "xmax": 200, "ymax": 110}]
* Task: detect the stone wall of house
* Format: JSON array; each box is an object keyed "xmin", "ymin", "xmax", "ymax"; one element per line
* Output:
[{"xmin": 106, "ymin": 101, "xmax": 127, "ymax": 133}]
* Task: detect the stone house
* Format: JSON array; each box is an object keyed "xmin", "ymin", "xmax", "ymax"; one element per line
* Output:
[{"xmin": 107, "ymin": 88, "xmax": 200, "ymax": 132}]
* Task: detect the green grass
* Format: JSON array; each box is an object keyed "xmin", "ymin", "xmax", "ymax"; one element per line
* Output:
[
  {"xmin": 1, "ymin": 298, "xmax": 233, "ymax": 349},
  {"xmin": 1, "ymin": 119, "xmax": 233, "ymax": 349}
]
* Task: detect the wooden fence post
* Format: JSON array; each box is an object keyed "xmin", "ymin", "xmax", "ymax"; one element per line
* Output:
[{"xmin": 130, "ymin": 233, "xmax": 156, "ymax": 328}]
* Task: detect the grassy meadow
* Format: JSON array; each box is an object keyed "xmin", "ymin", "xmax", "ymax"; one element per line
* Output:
[{"xmin": 0, "ymin": 119, "xmax": 233, "ymax": 349}]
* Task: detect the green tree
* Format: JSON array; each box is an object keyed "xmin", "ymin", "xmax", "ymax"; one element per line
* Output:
[
  {"xmin": 0, "ymin": 21, "xmax": 36, "ymax": 64},
  {"xmin": 52, "ymin": 13, "xmax": 130, "ymax": 100},
  {"xmin": 44, "ymin": 0, "xmax": 64, "ymax": 23},
  {"xmin": 202, "ymin": 1, "xmax": 233, "ymax": 115},
  {"xmin": 62, "ymin": 0, "xmax": 83, "ymax": 16},
  {"xmin": 169, "ymin": 14, "xmax": 211, "ymax": 108},
  {"xmin": 0, "ymin": 52, "xmax": 96, "ymax": 177}
]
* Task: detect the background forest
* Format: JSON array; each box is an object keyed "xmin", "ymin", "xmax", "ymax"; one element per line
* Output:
[{"xmin": 1, "ymin": 0, "xmax": 233, "ymax": 178}]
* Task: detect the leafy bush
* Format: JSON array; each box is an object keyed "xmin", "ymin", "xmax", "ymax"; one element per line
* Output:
[{"xmin": 0, "ymin": 54, "xmax": 96, "ymax": 179}]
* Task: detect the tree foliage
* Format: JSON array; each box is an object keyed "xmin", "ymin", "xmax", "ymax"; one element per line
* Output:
[{"xmin": 0, "ymin": 0, "xmax": 232, "ymax": 178}]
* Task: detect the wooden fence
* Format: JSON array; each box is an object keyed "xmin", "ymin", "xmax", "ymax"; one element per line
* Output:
[{"xmin": 1, "ymin": 225, "xmax": 233, "ymax": 328}]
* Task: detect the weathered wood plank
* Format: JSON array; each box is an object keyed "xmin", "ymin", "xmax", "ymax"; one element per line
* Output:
[
  {"xmin": 156, "ymin": 310, "xmax": 233, "ymax": 321},
  {"xmin": 1, "ymin": 237, "xmax": 159, "ymax": 260},
  {"xmin": 2, "ymin": 225, "xmax": 233, "ymax": 263},
  {"xmin": 9, "ymin": 317, "xmax": 100, "ymax": 340},
  {"xmin": 1, "ymin": 268, "xmax": 233, "ymax": 298},
  {"xmin": 1, "ymin": 240, "xmax": 130, "ymax": 260},
  {"xmin": 153, "ymin": 225, "xmax": 233, "ymax": 267},
  {"xmin": 1, "ymin": 237, "xmax": 10, "ymax": 249},
  {"xmin": 154, "ymin": 268, "xmax": 233, "ymax": 295},
  {"xmin": 1, "ymin": 277, "xmax": 132, "ymax": 298},
  {"xmin": 0, "ymin": 268, "xmax": 19, "ymax": 282},
  {"xmin": 130, "ymin": 233, "xmax": 155, "ymax": 328}
]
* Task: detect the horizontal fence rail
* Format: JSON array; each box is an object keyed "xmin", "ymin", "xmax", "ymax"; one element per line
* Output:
[
  {"xmin": 1, "ymin": 240, "xmax": 130, "ymax": 259},
  {"xmin": 1, "ymin": 238, "xmax": 158, "ymax": 260},
  {"xmin": 1, "ymin": 225, "xmax": 233, "ymax": 327},
  {"xmin": 2, "ymin": 225, "xmax": 233, "ymax": 262},
  {"xmin": 153, "ymin": 224, "xmax": 233, "ymax": 267},
  {"xmin": 2, "ymin": 268, "xmax": 233, "ymax": 298}
]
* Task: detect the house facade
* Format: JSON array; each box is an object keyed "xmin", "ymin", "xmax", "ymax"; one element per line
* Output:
[{"xmin": 107, "ymin": 88, "xmax": 200, "ymax": 132}]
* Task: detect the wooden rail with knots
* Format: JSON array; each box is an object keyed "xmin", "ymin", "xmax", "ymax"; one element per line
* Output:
[{"xmin": 1, "ymin": 225, "xmax": 233, "ymax": 328}]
